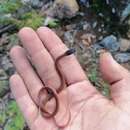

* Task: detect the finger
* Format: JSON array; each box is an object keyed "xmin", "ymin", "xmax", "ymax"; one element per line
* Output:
[
  {"xmin": 18, "ymin": 27, "xmax": 61, "ymax": 91},
  {"xmin": 37, "ymin": 27, "xmax": 87, "ymax": 85},
  {"xmin": 100, "ymin": 52, "xmax": 129, "ymax": 85},
  {"xmin": 9, "ymin": 74, "xmax": 38, "ymax": 126},
  {"xmin": 99, "ymin": 52, "xmax": 130, "ymax": 105},
  {"xmin": 10, "ymin": 46, "xmax": 43, "ymax": 103}
]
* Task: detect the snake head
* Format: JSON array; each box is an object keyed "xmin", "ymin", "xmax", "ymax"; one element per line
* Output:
[{"xmin": 65, "ymin": 48, "xmax": 76, "ymax": 56}]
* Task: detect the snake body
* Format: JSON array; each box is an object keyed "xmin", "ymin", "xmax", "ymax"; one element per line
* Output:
[{"xmin": 38, "ymin": 48, "xmax": 75, "ymax": 127}]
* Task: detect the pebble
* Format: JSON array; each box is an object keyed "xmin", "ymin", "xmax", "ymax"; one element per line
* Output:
[
  {"xmin": 79, "ymin": 0, "xmax": 89, "ymax": 6},
  {"xmin": 83, "ymin": 22, "xmax": 91, "ymax": 31},
  {"xmin": 21, "ymin": 0, "xmax": 43, "ymax": 8},
  {"xmin": 0, "ymin": 80, "xmax": 9, "ymax": 97},
  {"xmin": 55, "ymin": 0, "xmax": 79, "ymax": 18},
  {"xmin": 0, "ymin": 69, "xmax": 8, "ymax": 80},
  {"xmin": 119, "ymin": 38, "xmax": 130, "ymax": 52},
  {"xmin": 114, "ymin": 53, "xmax": 130, "ymax": 63},
  {"xmin": 64, "ymin": 31, "xmax": 74, "ymax": 44},
  {"xmin": 1, "ymin": 56, "xmax": 14, "ymax": 74},
  {"xmin": 99, "ymin": 35, "xmax": 120, "ymax": 52},
  {"xmin": 16, "ymin": 5, "xmax": 32, "ymax": 17},
  {"xmin": 0, "ymin": 69, "xmax": 9, "ymax": 98},
  {"xmin": 121, "ymin": 3, "xmax": 130, "ymax": 21},
  {"xmin": 0, "ymin": 34, "xmax": 8, "ymax": 46},
  {"xmin": 92, "ymin": 44, "xmax": 104, "ymax": 52},
  {"xmin": 81, "ymin": 33, "xmax": 96, "ymax": 46},
  {"xmin": 31, "ymin": 0, "xmax": 43, "ymax": 8}
]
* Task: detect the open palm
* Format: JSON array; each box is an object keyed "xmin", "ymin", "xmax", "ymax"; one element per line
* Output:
[{"xmin": 10, "ymin": 27, "xmax": 130, "ymax": 130}]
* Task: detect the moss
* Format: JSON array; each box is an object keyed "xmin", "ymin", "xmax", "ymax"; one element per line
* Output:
[
  {"xmin": 88, "ymin": 68, "xmax": 110, "ymax": 98},
  {"xmin": 0, "ymin": 80, "xmax": 9, "ymax": 97},
  {"xmin": 0, "ymin": 100, "xmax": 25, "ymax": 130},
  {"xmin": 102, "ymin": 82, "xmax": 110, "ymax": 98},
  {"xmin": 9, "ymin": 33, "xmax": 19, "ymax": 46},
  {"xmin": 0, "ymin": 10, "xmax": 44, "ymax": 30},
  {"xmin": 88, "ymin": 68, "xmax": 98, "ymax": 83},
  {"xmin": 0, "ymin": 109, "xmax": 6, "ymax": 125},
  {"xmin": 47, "ymin": 19, "xmax": 60, "ymax": 28},
  {"xmin": 0, "ymin": 0, "xmax": 59, "ymax": 31},
  {"xmin": 0, "ymin": 0, "xmax": 23, "ymax": 26},
  {"xmin": 0, "ymin": 16, "xmax": 17, "ymax": 25},
  {"xmin": 0, "ymin": 0, "xmax": 23, "ymax": 14},
  {"xmin": 15, "ymin": 10, "xmax": 44, "ymax": 30}
]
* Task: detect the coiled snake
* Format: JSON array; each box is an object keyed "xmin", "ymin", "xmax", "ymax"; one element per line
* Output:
[{"xmin": 38, "ymin": 48, "xmax": 75, "ymax": 128}]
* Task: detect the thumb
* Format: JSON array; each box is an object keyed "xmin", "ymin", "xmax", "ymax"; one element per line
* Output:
[
  {"xmin": 99, "ymin": 52, "xmax": 129, "ymax": 85},
  {"xmin": 99, "ymin": 52, "xmax": 130, "ymax": 107}
]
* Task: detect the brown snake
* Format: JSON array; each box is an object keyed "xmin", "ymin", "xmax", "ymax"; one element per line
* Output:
[{"xmin": 38, "ymin": 48, "xmax": 75, "ymax": 127}]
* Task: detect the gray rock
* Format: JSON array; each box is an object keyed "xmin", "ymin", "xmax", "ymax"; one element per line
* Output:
[
  {"xmin": 99, "ymin": 35, "xmax": 120, "ymax": 52},
  {"xmin": 0, "ymin": 80, "xmax": 9, "ymax": 97},
  {"xmin": 42, "ymin": 0, "xmax": 53, "ymax": 5},
  {"xmin": 0, "ymin": 69, "xmax": 9, "ymax": 97},
  {"xmin": 64, "ymin": 31, "xmax": 74, "ymax": 44},
  {"xmin": 121, "ymin": 3, "xmax": 130, "ymax": 21},
  {"xmin": 21, "ymin": 0, "xmax": 30, "ymax": 3},
  {"xmin": 82, "ymin": 22, "xmax": 91, "ymax": 31},
  {"xmin": 80, "ymin": 0, "xmax": 88, "ymax": 3},
  {"xmin": 79, "ymin": 0, "xmax": 89, "ymax": 7},
  {"xmin": 31, "ymin": 0, "xmax": 43, "ymax": 8},
  {"xmin": 92, "ymin": 44, "xmax": 103, "ymax": 52},
  {"xmin": 21, "ymin": 0, "xmax": 43, "ymax": 8},
  {"xmin": 16, "ymin": 5, "xmax": 32, "ymax": 17},
  {"xmin": 114, "ymin": 53, "xmax": 130, "ymax": 63},
  {"xmin": 1, "ymin": 56, "xmax": 14, "ymax": 73},
  {"xmin": 0, "ymin": 69, "xmax": 8, "ymax": 80},
  {"xmin": 42, "ymin": 0, "xmax": 79, "ymax": 19}
]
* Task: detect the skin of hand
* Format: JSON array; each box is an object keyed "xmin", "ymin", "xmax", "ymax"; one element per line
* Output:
[{"xmin": 9, "ymin": 27, "xmax": 130, "ymax": 130}]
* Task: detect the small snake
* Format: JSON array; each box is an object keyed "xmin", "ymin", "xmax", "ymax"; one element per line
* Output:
[{"xmin": 38, "ymin": 48, "xmax": 75, "ymax": 126}]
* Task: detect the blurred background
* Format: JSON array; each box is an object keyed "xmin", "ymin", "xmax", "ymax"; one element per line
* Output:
[{"xmin": 0, "ymin": 0, "xmax": 130, "ymax": 130}]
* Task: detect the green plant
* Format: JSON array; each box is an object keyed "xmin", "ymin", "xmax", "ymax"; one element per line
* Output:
[
  {"xmin": 0, "ymin": 0, "xmax": 44, "ymax": 30},
  {"xmin": 47, "ymin": 19, "xmax": 60, "ymax": 28},
  {"xmin": 102, "ymin": 82, "xmax": 110, "ymax": 98},
  {"xmin": 0, "ymin": 0, "xmax": 22, "ymax": 14},
  {"xmin": 0, "ymin": 108, "xmax": 6, "ymax": 125},
  {"xmin": 0, "ymin": 10, "xmax": 44, "ymax": 30},
  {"xmin": 0, "ymin": 16, "xmax": 17, "ymax": 26},
  {"xmin": 88, "ymin": 68, "xmax": 110, "ymax": 97},
  {"xmin": 0, "ymin": 100, "xmax": 25, "ymax": 130},
  {"xmin": 0, "ymin": 0, "xmax": 23, "ymax": 27},
  {"xmin": 18, "ymin": 10, "xmax": 44, "ymax": 30},
  {"xmin": 88, "ymin": 68, "xmax": 98, "ymax": 83}
]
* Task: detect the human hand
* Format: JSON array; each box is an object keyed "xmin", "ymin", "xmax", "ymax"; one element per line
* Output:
[{"xmin": 10, "ymin": 27, "xmax": 130, "ymax": 130}]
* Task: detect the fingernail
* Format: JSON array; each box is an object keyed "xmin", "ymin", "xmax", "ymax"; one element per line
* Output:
[
  {"xmin": 100, "ymin": 49, "xmax": 108, "ymax": 53},
  {"xmin": 99, "ymin": 49, "xmax": 109, "ymax": 56}
]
